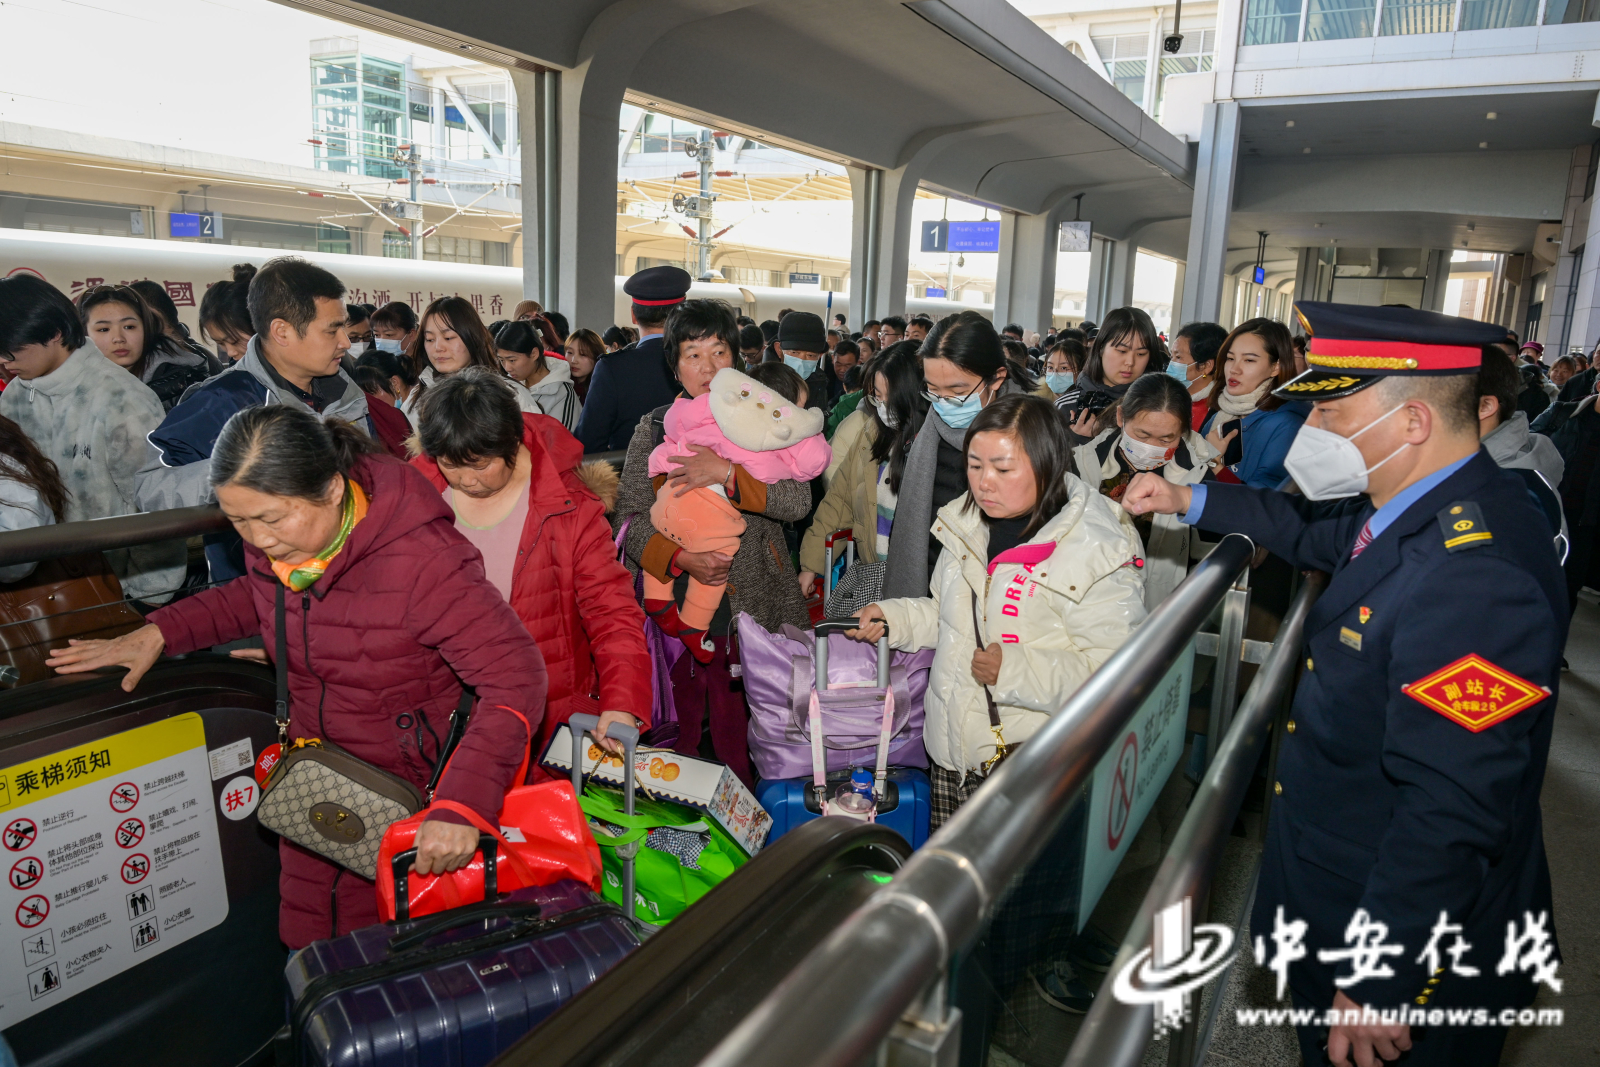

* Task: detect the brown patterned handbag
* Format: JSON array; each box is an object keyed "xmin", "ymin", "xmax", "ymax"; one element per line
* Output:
[{"xmin": 255, "ymin": 583, "xmax": 470, "ymax": 879}]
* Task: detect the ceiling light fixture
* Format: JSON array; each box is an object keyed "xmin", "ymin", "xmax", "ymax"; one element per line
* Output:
[
  {"xmin": 1480, "ymin": 141, "xmax": 1489, "ymax": 148},
  {"xmin": 1486, "ymin": 111, "xmax": 1497, "ymax": 120},
  {"xmin": 1303, "ymin": 147, "xmax": 1311, "ymax": 154},
  {"xmin": 1285, "ymin": 120, "xmax": 1295, "ymax": 128}
]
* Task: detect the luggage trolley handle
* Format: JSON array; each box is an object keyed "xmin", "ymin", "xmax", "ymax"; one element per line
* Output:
[
  {"xmin": 812, "ymin": 618, "xmax": 894, "ymax": 806},
  {"xmin": 568, "ymin": 713, "xmax": 641, "ymax": 925},
  {"xmin": 388, "ymin": 832, "xmax": 501, "ymax": 925}
]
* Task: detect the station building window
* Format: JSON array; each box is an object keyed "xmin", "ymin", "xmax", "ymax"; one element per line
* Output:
[
  {"xmin": 221, "ymin": 216, "xmax": 352, "ymax": 253},
  {"xmin": 1154, "ymin": 29, "xmax": 1216, "ymax": 120},
  {"xmin": 1546, "ymin": 0, "xmax": 1600, "ymax": 20},
  {"xmin": 1090, "ymin": 34, "xmax": 1150, "ymax": 104},
  {"xmin": 1243, "ymin": 0, "xmax": 1303, "ymax": 43},
  {"xmin": 1380, "ymin": 0, "xmax": 1457, "ymax": 34},
  {"xmin": 2, "ymin": 194, "xmax": 147, "ymax": 238},
  {"xmin": 1250, "ymin": 0, "xmax": 1567, "ymax": 40},
  {"xmin": 384, "ymin": 232, "xmax": 509, "ymax": 265},
  {"xmin": 1460, "ymin": 0, "xmax": 1540, "ymax": 27},
  {"xmin": 1306, "ymin": 0, "xmax": 1376, "ymax": 40}
]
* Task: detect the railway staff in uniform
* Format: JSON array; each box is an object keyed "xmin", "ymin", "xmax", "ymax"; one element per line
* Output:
[
  {"xmin": 574, "ymin": 266, "xmax": 687, "ymax": 453},
  {"xmin": 1124, "ymin": 304, "xmax": 1565, "ymax": 1067}
]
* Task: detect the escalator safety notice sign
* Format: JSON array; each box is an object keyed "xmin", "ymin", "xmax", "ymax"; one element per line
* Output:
[{"xmin": 0, "ymin": 713, "xmax": 228, "ymax": 1028}]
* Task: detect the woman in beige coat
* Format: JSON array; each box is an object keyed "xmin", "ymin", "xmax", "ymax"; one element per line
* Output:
[{"xmin": 850, "ymin": 394, "xmax": 1146, "ymax": 826}]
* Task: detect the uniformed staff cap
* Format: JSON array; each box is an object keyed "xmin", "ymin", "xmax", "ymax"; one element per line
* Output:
[
  {"xmin": 1276, "ymin": 301, "xmax": 1512, "ymax": 400},
  {"xmin": 624, "ymin": 265, "xmax": 693, "ymax": 307}
]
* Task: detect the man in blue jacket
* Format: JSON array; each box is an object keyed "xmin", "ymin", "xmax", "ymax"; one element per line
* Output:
[
  {"xmin": 1125, "ymin": 304, "xmax": 1563, "ymax": 1067},
  {"xmin": 574, "ymin": 266, "xmax": 687, "ymax": 453},
  {"xmin": 135, "ymin": 257, "xmax": 392, "ymax": 580}
]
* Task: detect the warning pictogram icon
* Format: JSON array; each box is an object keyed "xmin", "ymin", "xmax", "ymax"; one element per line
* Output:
[
  {"xmin": 28, "ymin": 961, "xmax": 60, "ymax": 1000},
  {"xmin": 4, "ymin": 817, "xmax": 37, "ymax": 852},
  {"xmin": 9, "ymin": 856, "xmax": 43, "ymax": 891},
  {"xmin": 131, "ymin": 917, "xmax": 159, "ymax": 951},
  {"xmin": 108, "ymin": 781, "xmax": 140, "ymax": 813},
  {"xmin": 16, "ymin": 894, "xmax": 49, "ymax": 928},
  {"xmin": 1106, "ymin": 732, "xmax": 1138, "ymax": 851},
  {"xmin": 125, "ymin": 886, "xmax": 154, "ymax": 919},
  {"xmin": 120, "ymin": 853, "xmax": 150, "ymax": 885},
  {"xmin": 21, "ymin": 928, "xmax": 54, "ymax": 965},
  {"xmin": 114, "ymin": 817, "xmax": 145, "ymax": 849}
]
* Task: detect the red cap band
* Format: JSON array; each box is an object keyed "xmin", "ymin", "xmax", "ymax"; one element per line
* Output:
[
  {"xmin": 632, "ymin": 296, "xmax": 687, "ymax": 307},
  {"xmin": 1306, "ymin": 337, "xmax": 1481, "ymax": 372}
]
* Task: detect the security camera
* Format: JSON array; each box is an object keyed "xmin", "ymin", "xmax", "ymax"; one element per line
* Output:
[{"xmin": 1163, "ymin": 33, "xmax": 1184, "ymax": 54}]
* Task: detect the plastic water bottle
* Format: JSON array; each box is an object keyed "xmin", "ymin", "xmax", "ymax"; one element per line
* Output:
[{"xmin": 830, "ymin": 766, "xmax": 876, "ymax": 819}]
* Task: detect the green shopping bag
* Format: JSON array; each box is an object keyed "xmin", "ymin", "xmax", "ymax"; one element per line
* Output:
[{"xmin": 577, "ymin": 785, "xmax": 746, "ymax": 925}]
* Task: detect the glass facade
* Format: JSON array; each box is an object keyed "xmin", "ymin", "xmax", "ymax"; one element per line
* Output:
[
  {"xmin": 1254, "ymin": 0, "xmax": 1576, "ymax": 40},
  {"xmin": 1306, "ymin": 0, "xmax": 1376, "ymax": 40},
  {"xmin": 311, "ymin": 53, "xmax": 406, "ymax": 179},
  {"xmin": 1379, "ymin": 0, "xmax": 1456, "ymax": 33},
  {"xmin": 1244, "ymin": 0, "xmax": 1303, "ymax": 43}
]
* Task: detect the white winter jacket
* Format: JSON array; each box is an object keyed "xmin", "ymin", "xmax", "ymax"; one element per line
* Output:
[
  {"xmin": 875, "ymin": 474, "xmax": 1148, "ymax": 775},
  {"xmin": 1073, "ymin": 427, "xmax": 1217, "ymax": 611},
  {"xmin": 522, "ymin": 355, "xmax": 582, "ymax": 431},
  {"xmin": 0, "ymin": 343, "xmax": 184, "ymax": 602}
]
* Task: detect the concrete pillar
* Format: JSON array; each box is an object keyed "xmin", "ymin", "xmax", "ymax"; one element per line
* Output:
[
  {"xmin": 1292, "ymin": 247, "xmax": 1319, "ymax": 307},
  {"xmin": 1419, "ymin": 249, "xmax": 1450, "ymax": 314},
  {"xmin": 993, "ymin": 211, "xmax": 1061, "ymax": 335},
  {"xmin": 359, "ymin": 213, "xmax": 388, "ymax": 258},
  {"xmin": 848, "ymin": 166, "xmax": 881, "ymax": 328},
  {"xmin": 1085, "ymin": 237, "xmax": 1108, "ymax": 322},
  {"xmin": 1566, "ymin": 199, "xmax": 1600, "ymax": 354},
  {"xmin": 1180, "ymin": 101, "xmax": 1242, "ymax": 325},
  {"xmin": 1170, "ymin": 261, "xmax": 1186, "ymax": 328},
  {"xmin": 511, "ymin": 68, "xmax": 558, "ymax": 306},
  {"xmin": 1545, "ymin": 145, "xmax": 1593, "ymax": 350},
  {"xmin": 872, "ymin": 165, "xmax": 922, "ymax": 321},
  {"xmin": 552, "ymin": 1, "xmax": 762, "ymax": 330},
  {"xmin": 1104, "ymin": 238, "xmax": 1139, "ymax": 311}
]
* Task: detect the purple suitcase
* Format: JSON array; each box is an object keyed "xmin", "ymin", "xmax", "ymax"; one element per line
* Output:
[
  {"xmin": 738, "ymin": 611, "xmax": 934, "ymax": 780},
  {"xmin": 280, "ymin": 871, "xmax": 639, "ymax": 1067}
]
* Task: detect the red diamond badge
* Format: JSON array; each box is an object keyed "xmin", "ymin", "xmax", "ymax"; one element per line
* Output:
[{"xmin": 1401, "ymin": 654, "xmax": 1548, "ymax": 732}]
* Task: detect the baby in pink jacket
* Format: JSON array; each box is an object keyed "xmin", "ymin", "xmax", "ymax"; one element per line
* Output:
[{"xmin": 646, "ymin": 366, "xmax": 831, "ymax": 659}]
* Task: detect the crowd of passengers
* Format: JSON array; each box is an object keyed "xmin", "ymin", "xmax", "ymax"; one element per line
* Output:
[{"xmin": 0, "ymin": 258, "xmax": 1582, "ymax": 960}]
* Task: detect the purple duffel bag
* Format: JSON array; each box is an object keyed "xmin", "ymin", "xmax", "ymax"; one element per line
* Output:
[{"xmin": 737, "ymin": 611, "xmax": 933, "ymax": 780}]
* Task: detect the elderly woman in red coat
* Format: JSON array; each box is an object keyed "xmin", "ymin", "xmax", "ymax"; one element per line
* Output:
[
  {"xmin": 49, "ymin": 405, "xmax": 547, "ymax": 948},
  {"xmin": 408, "ymin": 368, "xmax": 650, "ymax": 761}
]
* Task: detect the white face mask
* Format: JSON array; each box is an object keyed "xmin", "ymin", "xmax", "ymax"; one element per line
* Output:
[
  {"xmin": 1118, "ymin": 433, "xmax": 1175, "ymax": 471},
  {"xmin": 872, "ymin": 398, "xmax": 897, "ymax": 429},
  {"xmin": 374, "ymin": 337, "xmax": 404, "ymax": 355},
  {"xmin": 1282, "ymin": 402, "xmax": 1410, "ymax": 501},
  {"xmin": 347, "ymin": 340, "xmax": 368, "ymax": 357}
]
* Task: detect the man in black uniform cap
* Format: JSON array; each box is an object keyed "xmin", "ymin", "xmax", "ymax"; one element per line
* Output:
[
  {"xmin": 1125, "ymin": 303, "xmax": 1564, "ymax": 1067},
  {"xmin": 574, "ymin": 265, "xmax": 689, "ymax": 452}
]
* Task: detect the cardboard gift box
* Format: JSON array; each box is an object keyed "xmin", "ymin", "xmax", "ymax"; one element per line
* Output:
[{"xmin": 541, "ymin": 724, "xmax": 771, "ymax": 856}]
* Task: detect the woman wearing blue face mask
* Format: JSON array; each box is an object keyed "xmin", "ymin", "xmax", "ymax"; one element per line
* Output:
[
  {"xmin": 370, "ymin": 300, "xmax": 418, "ymax": 359},
  {"xmin": 1167, "ymin": 321, "xmax": 1227, "ymax": 431},
  {"xmin": 1039, "ymin": 338, "xmax": 1086, "ymax": 402},
  {"xmin": 879, "ymin": 312, "xmax": 1029, "ymax": 599}
]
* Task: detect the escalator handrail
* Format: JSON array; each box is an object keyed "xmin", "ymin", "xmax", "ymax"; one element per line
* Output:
[
  {"xmin": 695, "ymin": 533, "xmax": 1259, "ymax": 1067},
  {"xmin": 0, "ymin": 451, "xmax": 631, "ymax": 567},
  {"xmin": 1063, "ymin": 569, "xmax": 1326, "ymax": 1067}
]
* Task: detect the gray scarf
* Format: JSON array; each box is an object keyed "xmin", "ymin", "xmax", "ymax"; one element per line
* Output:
[{"xmin": 881, "ymin": 379, "xmax": 1023, "ymax": 599}]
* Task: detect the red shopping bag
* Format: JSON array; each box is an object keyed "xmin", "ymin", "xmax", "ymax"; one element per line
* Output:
[{"xmin": 375, "ymin": 707, "xmax": 602, "ymax": 922}]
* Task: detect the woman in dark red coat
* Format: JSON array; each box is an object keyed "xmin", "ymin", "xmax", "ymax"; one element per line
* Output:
[
  {"xmin": 49, "ymin": 406, "xmax": 547, "ymax": 948},
  {"xmin": 409, "ymin": 368, "xmax": 650, "ymax": 762}
]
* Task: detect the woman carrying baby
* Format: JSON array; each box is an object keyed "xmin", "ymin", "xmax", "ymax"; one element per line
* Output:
[{"xmin": 614, "ymin": 299, "xmax": 815, "ymax": 786}]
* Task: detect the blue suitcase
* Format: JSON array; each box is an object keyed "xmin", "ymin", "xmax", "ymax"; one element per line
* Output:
[
  {"xmin": 756, "ymin": 766, "xmax": 932, "ymax": 848},
  {"xmin": 755, "ymin": 620, "xmax": 933, "ymax": 850},
  {"xmin": 281, "ymin": 864, "xmax": 639, "ymax": 1067}
]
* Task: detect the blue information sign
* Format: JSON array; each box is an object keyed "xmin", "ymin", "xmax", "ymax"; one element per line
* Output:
[
  {"xmin": 925, "ymin": 287, "xmax": 946, "ymax": 298},
  {"xmin": 169, "ymin": 212, "xmax": 201, "ymax": 238},
  {"xmin": 920, "ymin": 220, "xmax": 947, "ymax": 253},
  {"xmin": 947, "ymin": 220, "xmax": 1000, "ymax": 253},
  {"xmin": 1253, "ymin": 266, "xmax": 1267, "ymax": 285}
]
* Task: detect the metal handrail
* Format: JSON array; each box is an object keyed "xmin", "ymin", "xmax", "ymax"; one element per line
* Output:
[
  {"xmin": 695, "ymin": 533, "xmax": 1259, "ymax": 1067},
  {"xmin": 1063, "ymin": 569, "xmax": 1326, "ymax": 1067},
  {"xmin": 0, "ymin": 450, "xmax": 632, "ymax": 568}
]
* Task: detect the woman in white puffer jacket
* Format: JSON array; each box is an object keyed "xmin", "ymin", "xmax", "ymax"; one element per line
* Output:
[{"xmin": 851, "ymin": 393, "xmax": 1147, "ymax": 828}]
